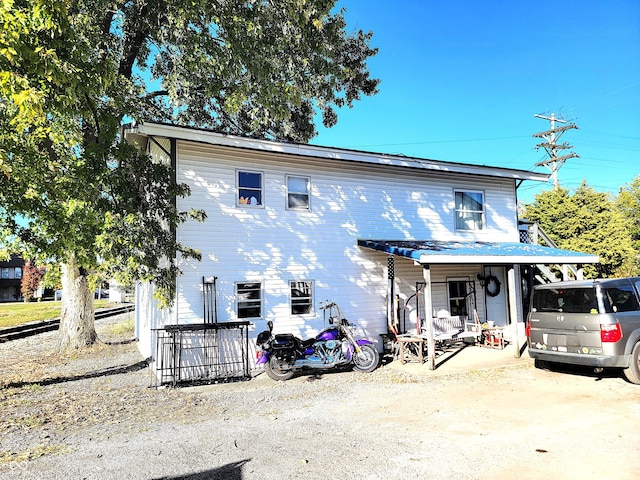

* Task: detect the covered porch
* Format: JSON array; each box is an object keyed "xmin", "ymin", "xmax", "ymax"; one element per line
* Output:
[{"xmin": 358, "ymin": 239, "xmax": 600, "ymax": 370}]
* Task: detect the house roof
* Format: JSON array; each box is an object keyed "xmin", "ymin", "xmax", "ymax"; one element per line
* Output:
[
  {"xmin": 125, "ymin": 122, "xmax": 550, "ymax": 183},
  {"xmin": 357, "ymin": 239, "xmax": 600, "ymax": 265}
]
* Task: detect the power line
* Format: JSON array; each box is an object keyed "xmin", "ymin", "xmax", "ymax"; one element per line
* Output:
[{"xmin": 337, "ymin": 135, "xmax": 530, "ymax": 150}]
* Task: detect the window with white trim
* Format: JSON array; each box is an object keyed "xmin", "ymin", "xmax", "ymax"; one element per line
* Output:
[
  {"xmin": 454, "ymin": 190, "xmax": 484, "ymax": 230},
  {"xmin": 290, "ymin": 280, "xmax": 313, "ymax": 315},
  {"xmin": 448, "ymin": 279, "xmax": 469, "ymax": 316},
  {"xmin": 237, "ymin": 170, "xmax": 263, "ymax": 206},
  {"xmin": 286, "ymin": 175, "xmax": 310, "ymax": 210},
  {"xmin": 236, "ymin": 282, "xmax": 262, "ymax": 319}
]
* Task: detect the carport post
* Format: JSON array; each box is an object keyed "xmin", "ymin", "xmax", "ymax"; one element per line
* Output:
[
  {"xmin": 422, "ymin": 264, "xmax": 435, "ymax": 370},
  {"xmin": 507, "ymin": 266, "xmax": 521, "ymax": 358}
]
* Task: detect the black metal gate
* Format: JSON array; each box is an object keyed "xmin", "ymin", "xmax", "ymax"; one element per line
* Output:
[{"xmin": 153, "ymin": 321, "xmax": 251, "ymax": 386}]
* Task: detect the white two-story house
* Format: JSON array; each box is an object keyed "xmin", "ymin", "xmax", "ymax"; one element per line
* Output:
[{"xmin": 125, "ymin": 122, "xmax": 598, "ymax": 377}]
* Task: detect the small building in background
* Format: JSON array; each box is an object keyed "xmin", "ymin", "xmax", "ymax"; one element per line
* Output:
[{"xmin": 0, "ymin": 254, "xmax": 25, "ymax": 303}]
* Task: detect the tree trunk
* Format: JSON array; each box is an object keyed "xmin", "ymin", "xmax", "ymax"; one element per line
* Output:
[{"xmin": 57, "ymin": 254, "xmax": 97, "ymax": 352}]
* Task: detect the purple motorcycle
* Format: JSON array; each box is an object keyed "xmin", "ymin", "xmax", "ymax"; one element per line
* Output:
[{"xmin": 256, "ymin": 301, "xmax": 379, "ymax": 381}]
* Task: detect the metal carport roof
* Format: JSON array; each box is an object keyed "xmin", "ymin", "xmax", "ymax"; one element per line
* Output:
[{"xmin": 357, "ymin": 239, "xmax": 599, "ymax": 265}]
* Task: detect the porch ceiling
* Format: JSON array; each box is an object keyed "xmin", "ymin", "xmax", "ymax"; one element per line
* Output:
[{"xmin": 357, "ymin": 239, "xmax": 600, "ymax": 265}]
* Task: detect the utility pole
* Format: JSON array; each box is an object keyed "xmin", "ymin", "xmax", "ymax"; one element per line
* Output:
[{"xmin": 532, "ymin": 113, "xmax": 579, "ymax": 187}]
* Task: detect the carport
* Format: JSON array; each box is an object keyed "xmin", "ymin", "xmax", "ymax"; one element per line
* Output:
[{"xmin": 357, "ymin": 239, "xmax": 600, "ymax": 369}]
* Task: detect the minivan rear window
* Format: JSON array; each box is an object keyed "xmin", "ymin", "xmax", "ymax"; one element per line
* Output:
[{"xmin": 532, "ymin": 287, "xmax": 598, "ymax": 313}]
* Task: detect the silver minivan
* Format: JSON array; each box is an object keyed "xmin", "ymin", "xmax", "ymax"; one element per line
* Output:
[{"xmin": 526, "ymin": 277, "xmax": 640, "ymax": 384}]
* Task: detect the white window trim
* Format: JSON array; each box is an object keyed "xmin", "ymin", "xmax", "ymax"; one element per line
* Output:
[
  {"xmin": 289, "ymin": 280, "xmax": 315, "ymax": 316},
  {"xmin": 454, "ymin": 189, "xmax": 485, "ymax": 231},
  {"xmin": 235, "ymin": 281, "xmax": 263, "ymax": 319},
  {"xmin": 236, "ymin": 169, "xmax": 264, "ymax": 208},
  {"xmin": 285, "ymin": 175, "xmax": 311, "ymax": 211}
]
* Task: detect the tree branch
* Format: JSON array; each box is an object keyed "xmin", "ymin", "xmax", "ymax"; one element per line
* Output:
[
  {"xmin": 83, "ymin": 92, "xmax": 101, "ymax": 142},
  {"xmin": 118, "ymin": 0, "xmax": 167, "ymax": 79},
  {"xmin": 144, "ymin": 90, "xmax": 169, "ymax": 99}
]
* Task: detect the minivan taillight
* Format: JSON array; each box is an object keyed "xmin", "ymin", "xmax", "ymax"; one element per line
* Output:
[
  {"xmin": 600, "ymin": 323, "xmax": 623, "ymax": 343},
  {"xmin": 525, "ymin": 322, "xmax": 531, "ymax": 337}
]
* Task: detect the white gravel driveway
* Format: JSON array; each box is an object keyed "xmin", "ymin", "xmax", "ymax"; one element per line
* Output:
[{"xmin": 2, "ymin": 315, "xmax": 639, "ymax": 479}]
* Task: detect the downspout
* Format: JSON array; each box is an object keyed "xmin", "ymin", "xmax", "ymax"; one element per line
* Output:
[{"xmin": 170, "ymin": 138, "xmax": 178, "ymax": 324}]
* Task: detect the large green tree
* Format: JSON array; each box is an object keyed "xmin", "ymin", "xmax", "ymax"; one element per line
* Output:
[
  {"xmin": 0, "ymin": 0, "xmax": 379, "ymax": 350},
  {"xmin": 522, "ymin": 182, "xmax": 637, "ymax": 278},
  {"xmin": 616, "ymin": 175, "xmax": 640, "ymax": 273}
]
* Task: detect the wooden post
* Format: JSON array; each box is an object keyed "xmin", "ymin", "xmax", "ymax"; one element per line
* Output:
[
  {"xmin": 387, "ymin": 257, "xmax": 395, "ymax": 333},
  {"xmin": 507, "ymin": 266, "xmax": 521, "ymax": 358},
  {"xmin": 422, "ymin": 264, "xmax": 435, "ymax": 370}
]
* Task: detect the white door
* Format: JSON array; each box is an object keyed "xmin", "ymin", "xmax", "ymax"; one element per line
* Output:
[{"xmin": 483, "ymin": 266, "xmax": 509, "ymax": 327}]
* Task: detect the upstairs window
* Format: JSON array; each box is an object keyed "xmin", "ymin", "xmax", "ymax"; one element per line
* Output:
[
  {"xmin": 1, "ymin": 268, "xmax": 8, "ymax": 279},
  {"xmin": 14, "ymin": 267, "xmax": 22, "ymax": 279},
  {"xmin": 237, "ymin": 171, "xmax": 263, "ymax": 207},
  {"xmin": 286, "ymin": 175, "xmax": 310, "ymax": 210},
  {"xmin": 455, "ymin": 190, "xmax": 484, "ymax": 230},
  {"xmin": 290, "ymin": 281, "xmax": 313, "ymax": 315},
  {"xmin": 236, "ymin": 282, "xmax": 262, "ymax": 319}
]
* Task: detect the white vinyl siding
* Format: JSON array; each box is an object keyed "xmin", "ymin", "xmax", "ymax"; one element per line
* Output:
[{"xmin": 168, "ymin": 140, "xmax": 517, "ymax": 339}]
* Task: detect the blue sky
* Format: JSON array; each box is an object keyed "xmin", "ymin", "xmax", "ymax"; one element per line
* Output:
[{"xmin": 312, "ymin": 0, "xmax": 640, "ymax": 204}]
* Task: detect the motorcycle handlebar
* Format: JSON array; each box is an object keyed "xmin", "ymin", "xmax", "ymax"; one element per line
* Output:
[{"xmin": 319, "ymin": 300, "xmax": 336, "ymax": 310}]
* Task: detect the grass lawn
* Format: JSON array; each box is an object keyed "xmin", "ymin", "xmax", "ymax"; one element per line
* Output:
[{"xmin": 0, "ymin": 300, "xmax": 112, "ymax": 328}]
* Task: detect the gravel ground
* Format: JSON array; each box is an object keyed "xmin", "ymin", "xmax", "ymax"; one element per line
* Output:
[{"xmin": 2, "ymin": 313, "xmax": 640, "ymax": 479}]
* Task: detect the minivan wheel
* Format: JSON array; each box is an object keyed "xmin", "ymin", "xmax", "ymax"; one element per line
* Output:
[{"xmin": 623, "ymin": 342, "xmax": 640, "ymax": 385}]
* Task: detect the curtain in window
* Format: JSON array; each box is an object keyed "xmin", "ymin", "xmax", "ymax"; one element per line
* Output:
[
  {"xmin": 287, "ymin": 176, "xmax": 309, "ymax": 209},
  {"xmin": 455, "ymin": 191, "xmax": 484, "ymax": 230}
]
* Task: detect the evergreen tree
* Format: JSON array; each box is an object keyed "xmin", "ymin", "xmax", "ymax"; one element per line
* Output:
[
  {"xmin": 616, "ymin": 175, "xmax": 640, "ymax": 275},
  {"xmin": 522, "ymin": 182, "xmax": 636, "ymax": 278}
]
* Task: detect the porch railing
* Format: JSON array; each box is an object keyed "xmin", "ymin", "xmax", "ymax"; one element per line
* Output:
[{"xmin": 152, "ymin": 321, "xmax": 252, "ymax": 387}]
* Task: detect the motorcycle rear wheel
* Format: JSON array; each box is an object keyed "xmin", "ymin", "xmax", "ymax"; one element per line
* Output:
[
  {"xmin": 352, "ymin": 344, "xmax": 379, "ymax": 373},
  {"xmin": 264, "ymin": 356, "xmax": 295, "ymax": 381}
]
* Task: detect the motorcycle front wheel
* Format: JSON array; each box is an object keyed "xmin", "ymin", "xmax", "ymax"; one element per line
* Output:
[
  {"xmin": 352, "ymin": 344, "xmax": 379, "ymax": 373},
  {"xmin": 264, "ymin": 356, "xmax": 295, "ymax": 381}
]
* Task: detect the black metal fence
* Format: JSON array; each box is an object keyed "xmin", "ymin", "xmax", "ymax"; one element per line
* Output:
[{"xmin": 153, "ymin": 322, "xmax": 252, "ymax": 386}]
